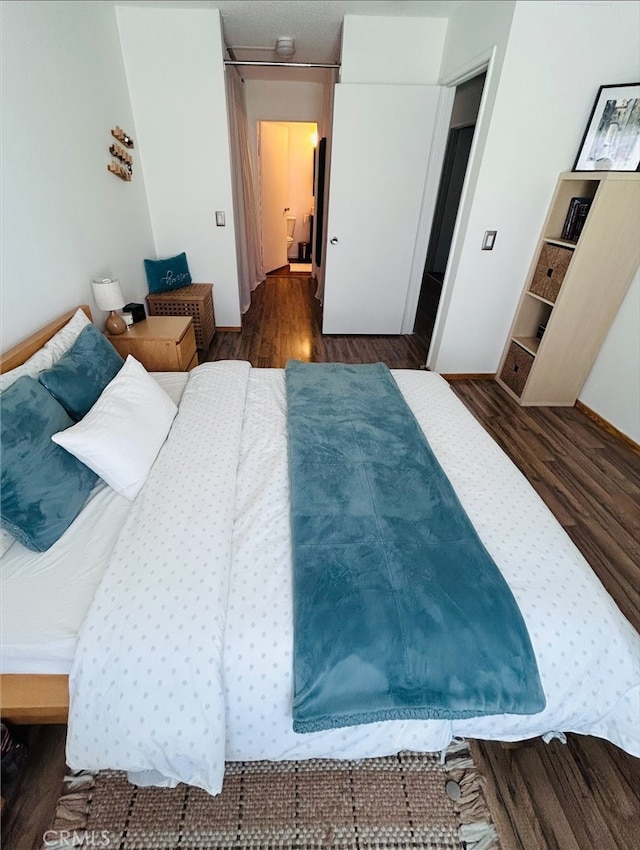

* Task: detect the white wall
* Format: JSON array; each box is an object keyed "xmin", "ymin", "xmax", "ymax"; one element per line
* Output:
[
  {"xmin": 286, "ymin": 123, "xmax": 316, "ymax": 254},
  {"xmin": 244, "ymin": 80, "xmax": 325, "ymax": 168},
  {"xmin": 116, "ymin": 6, "xmax": 240, "ymax": 328},
  {"xmin": 0, "ymin": 0, "xmax": 155, "ymax": 350},
  {"xmin": 580, "ymin": 270, "xmax": 640, "ymax": 442},
  {"xmin": 431, "ymin": 0, "xmax": 640, "ymax": 440},
  {"xmin": 340, "ymin": 15, "xmax": 448, "ymax": 84},
  {"xmin": 245, "ymin": 80, "xmax": 325, "ymax": 123},
  {"xmin": 439, "ymin": 0, "xmax": 515, "ymax": 83}
]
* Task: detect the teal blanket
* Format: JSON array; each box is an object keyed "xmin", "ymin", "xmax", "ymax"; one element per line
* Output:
[{"xmin": 285, "ymin": 361, "xmax": 546, "ymax": 733}]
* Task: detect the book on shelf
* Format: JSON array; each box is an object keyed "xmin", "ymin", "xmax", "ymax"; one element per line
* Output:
[
  {"xmin": 561, "ymin": 196, "xmax": 592, "ymax": 242},
  {"xmin": 571, "ymin": 203, "xmax": 591, "ymax": 242}
]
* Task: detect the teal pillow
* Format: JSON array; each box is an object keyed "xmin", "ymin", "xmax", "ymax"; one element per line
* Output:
[
  {"xmin": 38, "ymin": 324, "xmax": 124, "ymax": 420},
  {"xmin": 0, "ymin": 377, "xmax": 98, "ymax": 552},
  {"xmin": 144, "ymin": 252, "xmax": 192, "ymax": 294}
]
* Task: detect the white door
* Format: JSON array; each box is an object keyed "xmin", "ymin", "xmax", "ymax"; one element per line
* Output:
[
  {"xmin": 259, "ymin": 122, "xmax": 289, "ymax": 273},
  {"xmin": 323, "ymin": 85, "xmax": 443, "ymax": 334}
]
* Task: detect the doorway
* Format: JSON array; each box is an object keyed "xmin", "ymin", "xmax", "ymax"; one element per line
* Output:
[
  {"xmin": 258, "ymin": 120, "xmax": 317, "ymax": 275},
  {"xmin": 414, "ymin": 73, "xmax": 486, "ymax": 345}
]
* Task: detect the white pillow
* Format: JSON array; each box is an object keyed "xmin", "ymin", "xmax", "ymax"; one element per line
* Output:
[
  {"xmin": 52, "ymin": 356, "xmax": 178, "ymax": 500},
  {"xmin": 0, "ymin": 308, "xmax": 91, "ymax": 392}
]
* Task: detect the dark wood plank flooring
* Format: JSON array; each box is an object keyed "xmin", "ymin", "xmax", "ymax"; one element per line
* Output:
[
  {"xmin": 447, "ymin": 380, "xmax": 640, "ymax": 850},
  {"xmin": 3, "ymin": 274, "xmax": 638, "ymax": 850},
  {"xmin": 206, "ymin": 274, "xmax": 432, "ymax": 368},
  {"xmin": 1, "ymin": 725, "xmax": 67, "ymax": 850}
]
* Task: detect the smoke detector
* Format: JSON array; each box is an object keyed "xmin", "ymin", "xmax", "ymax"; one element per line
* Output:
[{"xmin": 275, "ymin": 37, "xmax": 295, "ymax": 59}]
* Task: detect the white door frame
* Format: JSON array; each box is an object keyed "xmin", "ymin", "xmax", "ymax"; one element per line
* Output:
[
  {"xmin": 425, "ymin": 48, "xmax": 497, "ymax": 369},
  {"xmin": 401, "ymin": 50, "xmax": 496, "ymax": 340},
  {"xmin": 400, "ymin": 87, "xmax": 455, "ymax": 334}
]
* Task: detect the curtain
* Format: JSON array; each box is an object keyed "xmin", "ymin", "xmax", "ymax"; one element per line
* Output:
[{"xmin": 226, "ymin": 68, "xmax": 264, "ymax": 314}]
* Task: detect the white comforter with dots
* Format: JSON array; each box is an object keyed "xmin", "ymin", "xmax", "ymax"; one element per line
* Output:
[
  {"xmin": 67, "ymin": 363, "xmax": 251, "ymax": 794},
  {"xmin": 66, "ymin": 363, "xmax": 640, "ymax": 796}
]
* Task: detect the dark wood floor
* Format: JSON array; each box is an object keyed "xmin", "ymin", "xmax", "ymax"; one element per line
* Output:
[
  {"xmin": 206, "ymin": 274, "xmax": 433, "ymax": 368},
  {"xmin": 448, "ymin": 380, "xmax": 640, "ymax": 850},
  {"xmin": 3, "ymin": 275, "xmax": 639, "ymax": 850}
]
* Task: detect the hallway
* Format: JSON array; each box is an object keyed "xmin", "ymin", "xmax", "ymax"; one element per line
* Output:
[{"xmin": 204, "ymin": 275, "xmax": 432, "ymax": 369}]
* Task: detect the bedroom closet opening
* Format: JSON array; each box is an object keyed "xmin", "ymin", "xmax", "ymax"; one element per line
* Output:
[{"xmin": 414, "ymin": 72, "xmax": 486, "ymax": 350}]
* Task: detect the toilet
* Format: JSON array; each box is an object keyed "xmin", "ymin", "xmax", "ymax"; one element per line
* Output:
[{"xmin": 286, "ymin": 215, "xmax": 296, "ymax": 258}]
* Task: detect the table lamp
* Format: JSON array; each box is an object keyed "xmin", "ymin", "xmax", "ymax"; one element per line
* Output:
[{"xmin": 91, "ymin": 278, "xmax": 126, "ymax": 335}]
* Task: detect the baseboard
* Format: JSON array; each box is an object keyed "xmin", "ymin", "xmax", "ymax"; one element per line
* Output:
[
  {"xmin": 216, "ymin": 326, "xmax": 242, "ymax": 333},
  {"xmin": 427, "ymin": 375, "xmax": 638, "ymax": 453},
  {"xmin": 441, "ymin": 373, "xmax": 496, "ymax": 381},
  {"xmin": 575, "ymin": 400, "xmax": 640, "ymax": 456}
]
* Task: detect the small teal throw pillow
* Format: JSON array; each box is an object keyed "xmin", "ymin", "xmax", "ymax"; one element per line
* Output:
[
  {"xmin": 144, "ymin": 252, "xmax": 192, "ymax": 294},
  {"xmin": 1, "ymin": 376, "xmax": 98, "ymax": 552},
  {"xmin": 38, "ymin": 324, "xmax": 124, "ymax": 420}
]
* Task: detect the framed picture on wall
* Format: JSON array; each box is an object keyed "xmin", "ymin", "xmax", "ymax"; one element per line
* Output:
[{"xmin": 573, "ymin": 82, "xmax": 640, "ymax": 171}]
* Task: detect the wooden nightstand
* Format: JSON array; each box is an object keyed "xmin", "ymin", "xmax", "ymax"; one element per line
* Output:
[{"xmin": 106, "ymin": 316, "xmax": 198, "ymax": 372}]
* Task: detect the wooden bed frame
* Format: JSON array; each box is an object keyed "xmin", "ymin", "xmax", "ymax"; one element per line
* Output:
[{"xmin": 1, "ymin": 305, "xmax": 93, "ymax": 724}]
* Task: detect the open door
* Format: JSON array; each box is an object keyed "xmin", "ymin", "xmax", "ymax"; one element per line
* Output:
[
  {"xmin": 259, "ymin": 122, "xmax": 288, "ymax": 274},
  {"xmin": 322, "ymin": 84, "xmax": 444, "ymax": 335},
  {"xmin": 416, "ymin": 72, "xmax": 486, "ymax": 348}
]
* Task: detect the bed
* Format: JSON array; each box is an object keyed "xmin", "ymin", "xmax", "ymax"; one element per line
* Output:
[{"xmin": 1, "ymin": 307, "xmax": 638, "ymax": 796}]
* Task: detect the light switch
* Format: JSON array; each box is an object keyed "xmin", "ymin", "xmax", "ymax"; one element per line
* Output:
[
  {"xmin": 215, "ymin": 211, "xmax": 225, "ymax": 226},
  {"xmin": 482, "ymin": 230, "xmax": 497, "ymax": 250}
]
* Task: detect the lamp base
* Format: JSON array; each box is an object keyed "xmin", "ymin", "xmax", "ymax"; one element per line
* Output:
[{"xmin": 104, "ymin": 311, "xmax": 127, "ymax": 335}]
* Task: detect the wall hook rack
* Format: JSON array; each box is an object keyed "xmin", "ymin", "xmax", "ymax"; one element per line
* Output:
[
  {"xmin": 110, "ymin": 143, "xmax": 133, "ymax": 173},
  {"xmin": 107, "ymin": 161, "xmax": 132, "ymax": 182},
  {"xmin": 111, "ymin": 125, "xmax": 134, "ymax": 148},
  {"xmin": 108, "ymin": 127, "xmax": 134, "ymax": 181}
]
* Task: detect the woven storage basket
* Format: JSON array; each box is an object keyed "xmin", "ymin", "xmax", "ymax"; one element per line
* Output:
[
  {"xmin": 529, "ymin": 243, "xmax": 573, "ymax": 303},
  {"xmin": 147, "ymin": 283, "xmax": 215, "ymax": 350},
  {"xmin": 500, "ymin": 341, "xmax": 534, "ymax": 397}
]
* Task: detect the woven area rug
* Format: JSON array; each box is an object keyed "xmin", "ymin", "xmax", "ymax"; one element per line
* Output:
[{"xmin": 44, "ymin": 740, "xmax": 501, "ymax": 849}]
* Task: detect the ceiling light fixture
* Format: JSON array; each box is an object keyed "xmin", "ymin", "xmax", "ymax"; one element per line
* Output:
[{"xmin": 275, "ymin": 37, "xmax": 295, "ymax": 59}]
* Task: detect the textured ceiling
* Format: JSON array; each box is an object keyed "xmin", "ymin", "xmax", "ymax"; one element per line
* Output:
[{"xmin": 118, "ymin": 1, "xmax": 463, "ymax": 81}]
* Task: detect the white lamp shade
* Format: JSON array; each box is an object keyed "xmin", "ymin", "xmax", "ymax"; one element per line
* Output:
[{"xmin": 92, "ymin": 278, "xmax": 124, "ymax": 311}]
